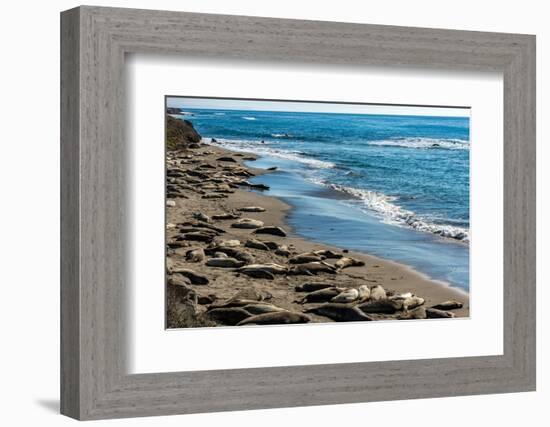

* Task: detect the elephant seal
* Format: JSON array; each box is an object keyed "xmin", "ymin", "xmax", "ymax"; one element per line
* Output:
[
  {"xmin": 314, "ymin": 249, "xmax": 343, "ymax": 259},
  {"xmin": 231, "ymin": 218, "xmax": 264, "ymax": 229},
  {"xmin": 253, "ymin": 226, "xmax": 287, "ymax": 237},
  {"xmin": 242, "ymin": 303, "xmax": 287, "ymax": 315},
  {"xmin": 398, "ymin": 306, "xmax": 427, "ymax": 320},
  {"xmin": 211, "ymin": 212, "xmax": 241, "ymax": 220},
  {"xmin": 426, "ymin": 308, "xmax": 456, "ymax": 318},
  {"xmin": 169, "ymin": 268, "xmax": 209, "ymax": 285},
  {"xmin": 297, "ymin": 287, "xmax": 343, "ymax": 304},
  {"xmin": 290, "ymin": 262, "xmax": 337, "ymax": 276},
  {"xmin": 193, "ymin": 211, "xmax": 211, "ymax": 223},
  {"xmin": 205, "ymin": 247, "xmax": 254, "ymax": 264},
  {"xmin": 306, "ymin": 303, "xmax": 373, "ymax": 322},
  {"xmin": 294, "ymin": 282, "xmax": 335, "ymax": 292},
  {"xmin": 207, "ymin": 307, "xmax": 251, "ymax": 325},
  {"xmin": 388, "ymin": 294, "xmax": 425, "ymax": 311},
  {"xmin": 239, "ymin": 269, "xmax": 275, "ymax": 280},
  {"xmin": 289, "ymin": 254, "xmax": 324, "ymax": 264},
  {"xmin": 260, "ymin": 241, "xmax": 280, "ymax": 250},
  {"xmin": 185, "ymin": 248, "xmax": 205, "ymax": 263},
  {"xmin": 245, "ymin": 239, "xmax": 270, "ymax": 251},
  {"xmin": 332, "ymin": 285, "xmax": 370, "ymax": 303},
  {"xmin": 206, "ymin": 257, "xmax": 245, "ymax": 268},
  {"xmin": 431, "ymin": 300, "xmax": 463, "ymax": 310},
  {"xmin": 217, "ymin": 239, "xmax": 241, "ymax": 247},
  {"xmin": 238, "ymin": 263, "xmax": 288, "ymax": 275},
  {"xmin": 358, "ymin": 299, "xmax": 400, "ymax": 314},
  {"xmin": 237, "ymin": 311, "xmax": 311, "ymax": 326},
  {"xmin": 335, "ymin": 257, "xmax": 366, "ymax": 270},
  {"xmin": 274, "ymin": 245, "xmax": 291, "ymax": 257},
  {"xmin": 369, "ymin": 285, "xmax": 387, "ymax": 301},
  {"xmin": 238, "ymin": 206, "xmax": 266, "ymax": 212}
]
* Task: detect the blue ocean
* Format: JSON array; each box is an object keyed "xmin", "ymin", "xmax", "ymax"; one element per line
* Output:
[{"xmin": 173, "ymin": 108, "xmax": 470, "ymax": 291}]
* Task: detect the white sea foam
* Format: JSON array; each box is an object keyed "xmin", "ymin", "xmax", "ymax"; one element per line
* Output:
[
  {"xmin": 368, "ymin": 137, "xmax": 469, "ymax": 150},
  {"xmin": 308, "ymin": 178, "xmax": 470, "ymax": 242},
  {"xmin": 271, "ymin": 133, "xmax": 293, "ymax": 138},
  {"xmin": 207, "ymin": 138, "xmax": 335, "ymax": 169},
  {"xmin": 242, "ymin": 116, "xmax": 257, "ymax": 121}
]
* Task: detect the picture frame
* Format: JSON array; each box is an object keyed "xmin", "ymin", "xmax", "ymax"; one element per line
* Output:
[{"xmin": 60, "ymin": 5, "xmax": 536, "ymax": 420}]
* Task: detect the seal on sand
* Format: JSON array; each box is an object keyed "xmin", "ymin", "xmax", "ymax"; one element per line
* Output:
[
  {"xmin": 369, "ymin": 285, "xmax": 387, "ymax": 301},
  {"xmin": 332, "ymin": 285, "xmax": 370, "ymax": 303},
  {"xmin": 306, "ymin": 303, "xmax": 373, "ymax": 322},
  {"xmin": 431, "ymin": 301, "xmax": 463, "ymax": 310},
  {"xmin": 207, "ymin": 307, "xmax": 251, "ymax": 325},
  {"xmin": 294, "ymin": 282, "xmax": 335, "ymax": 292},
  {"xmin": 237, "ymin": 311, "xmax": 311, "ymax": 326},
  {"xmin": 206, "ymin": 257, "xmax": 245, "ymax": 268},
  {"xmin": 185, "ymin": 248, "xmax": 205, "ymax": 263},
  {"xmin": 297, "ymin": 287, "xmax": 343, "ymax": 303}
]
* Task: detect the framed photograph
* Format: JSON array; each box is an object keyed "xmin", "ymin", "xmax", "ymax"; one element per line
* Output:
[{"xmin": 61, "ymin": 6, "xmax": 536, "ymax": 420}]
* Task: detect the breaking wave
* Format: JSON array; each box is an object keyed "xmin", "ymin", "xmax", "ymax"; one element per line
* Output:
[
  {"xmin": 207, "ymin": 137, "xmax": 335, "ymax": 169},
  {"xmin": 308, "ymin": 179, "xmax": 470, "ymax": 242},
  {"xmin": 368, "ymin": 137, "xmax": 469, "ymax": 150}
]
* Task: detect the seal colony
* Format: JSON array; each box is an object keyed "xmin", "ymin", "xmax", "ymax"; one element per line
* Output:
[{"xmin": 165, "ymin": 117, "xmax": 469, "ymax": 328}]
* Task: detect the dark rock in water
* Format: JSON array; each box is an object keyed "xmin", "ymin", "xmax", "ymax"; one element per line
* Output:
[
  {"xmin": 249, "ymin": 183, "xmax": 270, "ymax": 190},
  {"xmin": 294, "ymin": 282, "xmax": 335, "ymax": 292},
  {"xmin": 267, "ymin": 166, "xmax": 278, "ymax": 171},
  {"xmin": 243, "ymin": 156, "xmax": 257, "ymax": 161},
  {"xmin": 211, "ymin": 138, "xmax": 218, "ymax": 143},
  {"xmin": 306, "ymin": 303, "xmax": 373, "ymax": 322},
  {"xmin": 431, "ymin": 143, "xmax": 441, "ymax": 147},
  {"xmin": 217, "ymin": 156, "xmax": 237, "ymax": 163},
  {"xmin": 208, "ymin": 307, "xmax": 251, "ymax": 325},
  {"xmin": 237, "ymin": 311, "xmax": 311, "ymax": 326},
  {"xmin": 431, "ymin": 300, "xmax": 463, "ymax": 310},
  {"xmin": 254, "ymin": 226, "xmax": 287, "ymax": 237},
  {"xmin": 426, "ymin": 308, "xmax": 456, "ymax": 318},
  {"xmin": 166, "ymin": 116, "xmax": 201, "ymax": 150}
]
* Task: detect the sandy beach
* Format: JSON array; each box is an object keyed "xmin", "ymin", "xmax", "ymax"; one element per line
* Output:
[{"xmin": 165, "ymin": 136, "xmax": 469, "ymax": 328}]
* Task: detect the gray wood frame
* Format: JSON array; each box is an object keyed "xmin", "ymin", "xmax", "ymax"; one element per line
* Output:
[{"xmin": 60, "ymin": 5, "xmax": 536, "ymax": 420}]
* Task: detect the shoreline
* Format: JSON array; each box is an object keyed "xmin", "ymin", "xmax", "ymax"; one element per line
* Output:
[{"xmin": 166, "ymin": 142, "xmax": 470, "ymax": 327}]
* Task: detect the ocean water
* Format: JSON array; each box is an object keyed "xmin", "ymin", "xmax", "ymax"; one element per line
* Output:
[{"xmin": 172, "ymin": 108, "xmax": 470, "ymax": 291}]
